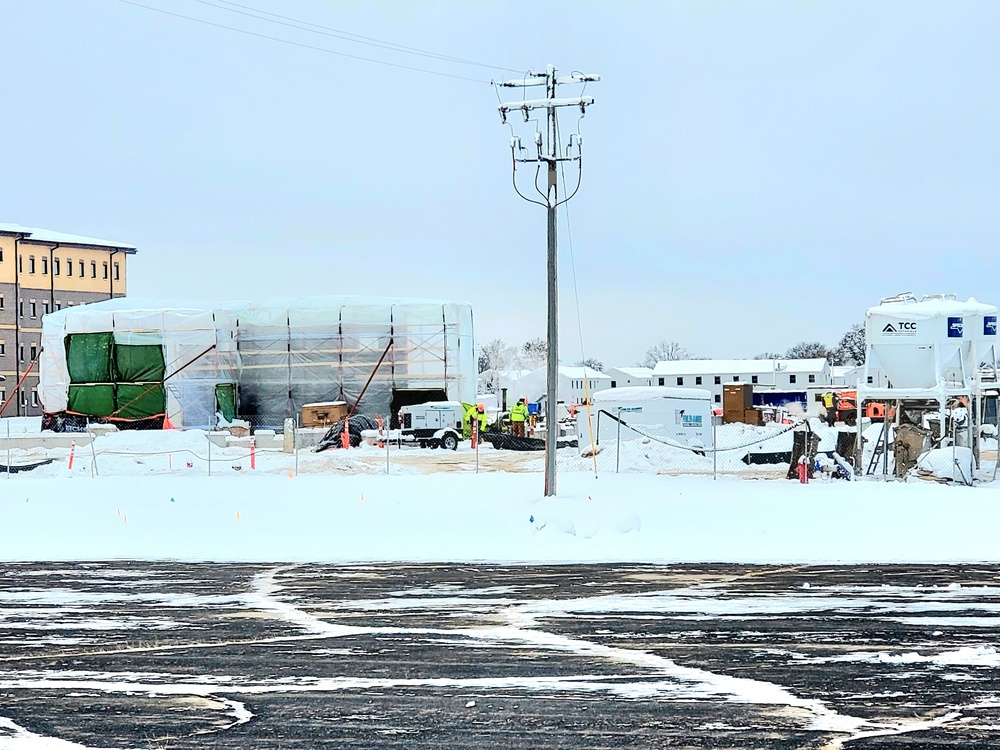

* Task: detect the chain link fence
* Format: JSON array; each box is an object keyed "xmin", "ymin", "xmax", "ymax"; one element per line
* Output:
[{"xmin": 1, "ymin": 415, "xmax": 995, "ymax": 482}]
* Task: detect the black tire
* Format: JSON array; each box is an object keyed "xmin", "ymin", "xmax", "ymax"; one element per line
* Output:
[
  {"xmin": 427, "ymin": 439, "xmax": 440, "ymax": 449},
  {"xmin": 418, "ymin": 441, "xmax": 427, "ymax": 449},
  {"xmin": 441, "ymin": 432, "xmax": 458, "ymax": 451}
]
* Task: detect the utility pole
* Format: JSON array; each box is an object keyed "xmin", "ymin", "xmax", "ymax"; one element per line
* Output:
[{"xmin": 498, "ymin": 65, "xmax": 598, "ymax": 496}]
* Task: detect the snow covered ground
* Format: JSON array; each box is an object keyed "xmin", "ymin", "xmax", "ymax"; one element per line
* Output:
[{"xmin": 2, "ymin": 470, "xmax": 999, "ymax": 564}]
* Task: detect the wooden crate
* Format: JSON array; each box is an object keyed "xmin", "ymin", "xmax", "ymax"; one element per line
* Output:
[{"xmin": 301, "ymin": 401, "xmax": 348, "ymax": 427}]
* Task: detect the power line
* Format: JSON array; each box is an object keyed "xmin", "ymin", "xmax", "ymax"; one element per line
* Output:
[
  {"xmin": 117, "ymin": 0, "xmax": 490, "ymax": 84},
  {"xmin": 193, "ymin": 0, "xmax": 522, "ymax": 74}
]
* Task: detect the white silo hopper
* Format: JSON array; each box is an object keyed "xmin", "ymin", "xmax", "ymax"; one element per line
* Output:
[{"xmin": 865, "ymin": 293, "xmax": 997, "ymax": 390}]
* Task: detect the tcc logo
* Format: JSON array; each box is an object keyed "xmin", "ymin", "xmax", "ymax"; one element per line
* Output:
[
  {"xmin": 948, "ymin": 317, "xmax": 964, "ymax": 338},
  {"xmin": 986, "ymin": 316, "xmax": 997, "ymax": 336}
]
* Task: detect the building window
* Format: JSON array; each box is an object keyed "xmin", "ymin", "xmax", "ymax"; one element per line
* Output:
[
  {"xmin": 30, "ymin": 343, "xmax": 37, "ymax": 361},
  {"xmin": 91, "ymin": 261, "xmax": 97, "ymax": 278},
  {"xmin": 809, "ymin": 374, "xmax": 816, "ymax": 383},
  {"xmin": 0, "ymin": 249, "xmax": 3, "ymax": 261},
  {"xmin": 18, "ymin": 299, "xmax": 23, "ymax": 318},
  {"xmin": 751, "ymin": 375, "xmax": 759, "ymax": 384},
  {"xmin": 676, "ymin": 377, "xmax": 684, "ymax": 386},
  {"xmin": 67, "ymin": 258, "xmax": 73, "ymax": 276},
  {"xmin": 28, "ymin": 256, "xmax": 35, "ymax": 274},
  {"xmin": 42, "ymin": 300, "xmax": 50, "ymax": 316},
  {"xmin": 55, "ymin": 300, "xmax": 62, "ymax": 311},
  {"xmin": 714, "ymin": 394, "xmax": 721, "ymax": 403},
  {"xmin": 733, "ymin": 376, "xmax": 740, "ymax": 382},
  {"xmin": 18, "ymin": 256, "xmax": 22, "ymax": 273},
  {"xmin": 0, "ymin": 390, "xmax": 5, "ymax": 404},
  {"xmin": 31, "ymin": 390, "xmax": 38, "ymax": 407},
  {"xmin": 114, "ymin": 262, "xmax": 120, "ymax": 281},
  {"xmin": 29, "ymin": 301, "xmax": 36, "ymax": 319},
  {"xmin": 610, "ymin": 380, "xmax": 617, "ymax": 388},
  {"xmin": 79, "ymin": 260, "xmax": 84, "ymax": 277},
  {"xmin": 20, "ymin": 391, "xmax": 26, "ymax": 407},
  {"xmin": 658, "ymin": 377, "xmax": 665, "ymax": 386},
  {"xmin": 789, "ymin": 374, "xmax": 797, "ymax": 384},
  {"xmin": 19, "ymin": 345, "xmax": 24, "ymax": 362},
  {"xmin": 0, "ymin": 341, "xmax": 5, "ymax": 355},
  {"xmin": 714, "ymin": 376, "xmax": 721, "ymax": 385},
  {"xmin": 103, "ymin": 262, "xmax": 108, "ymax": 279},
  {"xmin": 54, "ymin": 258, "xmax": 60, "ymax": 275},
  {"xmin": 41, "ymin": 257, "xmax": 48, "ymax": 274},
  {"xmin": 867, "ymin": 376, "xmax": 874, "ymax": 384},
  {"xmin": 0, "ymin": 295, "xmax": 4, "ymax": 309},
  {"xmin": 695, "ymin": 376, "xmax": 702, "ymax": 385}
]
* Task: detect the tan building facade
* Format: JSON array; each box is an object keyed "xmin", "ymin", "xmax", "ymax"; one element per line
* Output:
[{"xmin": 0, "ymin": 224, "xmax": 136, "ymax": 417}]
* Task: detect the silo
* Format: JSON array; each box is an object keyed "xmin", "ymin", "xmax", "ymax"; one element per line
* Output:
[{"xmin": 865, "ymin": 294, "xmax": 997, "ymax": 390}]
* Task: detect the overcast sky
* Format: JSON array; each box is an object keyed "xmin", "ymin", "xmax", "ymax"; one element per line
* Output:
[{"xmin": 2, "ymin": 1, "xmax": 998, "ymax": 368}]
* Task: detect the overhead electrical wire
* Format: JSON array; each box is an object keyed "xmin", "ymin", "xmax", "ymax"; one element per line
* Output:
[
  {"xmin": 192, "ymin": 0, "xmax": 523, "ymax": 74},
  {"xmin": 117, "ymin": 0, "xmax": 494, "ymax": 83}
]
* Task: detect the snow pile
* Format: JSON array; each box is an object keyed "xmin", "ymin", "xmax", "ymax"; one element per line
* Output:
[{"xmin": 917, "ymin": 447, "xmax": 975, "ymax": 482}]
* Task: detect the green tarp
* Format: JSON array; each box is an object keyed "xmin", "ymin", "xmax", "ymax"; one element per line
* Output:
[
  {"xmin": 115, "ymin": 344, "xmax": 165, "ymax": 383},
  {"xmin": 68, "ymin": 384, "xmax": 116, "ymax": 416},
  {"xmin": 215, "ymin": 383, "xmax": 237, "ymax": 422},
  {"xmin": 116, "ymin": 384, "xmax": 166, "ymax": 420},
  {"xmin": 66, "ymin": 333, "xmax": 114, "ymax": 384}
]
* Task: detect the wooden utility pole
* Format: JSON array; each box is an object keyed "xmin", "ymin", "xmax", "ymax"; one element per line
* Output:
[{"xmin": 498, "ymin": 65, "xmax": 599, "ymax": 496}]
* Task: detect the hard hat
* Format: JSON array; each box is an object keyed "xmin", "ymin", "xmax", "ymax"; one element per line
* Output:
[{"xmin": 476, "ymin": 404, "xmax": 485, "ymax": 412}]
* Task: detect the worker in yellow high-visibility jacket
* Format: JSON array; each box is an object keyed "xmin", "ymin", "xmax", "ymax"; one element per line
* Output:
[{"xmin": 510, "ymin": 398, "xmax": 530, "ymax": 438}]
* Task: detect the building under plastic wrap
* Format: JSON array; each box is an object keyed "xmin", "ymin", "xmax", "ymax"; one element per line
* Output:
[{"xmin": 38, "ymin": 296, "xmax": 475, "ymax": 430}]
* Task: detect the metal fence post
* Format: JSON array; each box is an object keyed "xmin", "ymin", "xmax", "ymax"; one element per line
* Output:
[
  {"xmin": 295, "ymin": 423, "xmax": 300, "ymax": 477},
  {"xmin": 713, "ymin": 419, "xmax": 718, "ymax": 480},
  {"xmin": 616, "ymin": 406, "xmax": 622, "ymax": 474},
  {"xmin": 90, "ymin": 436, "xmax": 98, "ymax": 477},
  {"xmin": 6, "ymin": 420, "xmax": 10, "ymax": 479},
  {"xmin": 386, "ymin": 423, "xmax": 391, "ymax": 475},
  {"xmin": 208, "ymin": 435, "xmax": 212, "ymax": 477}
]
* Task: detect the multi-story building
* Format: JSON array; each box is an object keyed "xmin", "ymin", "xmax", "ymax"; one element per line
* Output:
[
  {"xmin": 651, "ymin": 358, "xmax": 832, "ymax": 405},
  {"xmin": 0, "ymin": 224, "xmax": 136, "ymax": 416}
]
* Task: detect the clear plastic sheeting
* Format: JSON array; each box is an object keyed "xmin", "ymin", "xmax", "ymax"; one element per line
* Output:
[{"xmin": 39, "ymin": 296, "xmax": 475, "ymax": 429}]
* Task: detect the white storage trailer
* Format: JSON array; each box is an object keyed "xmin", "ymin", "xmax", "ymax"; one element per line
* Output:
[{"xmin": 579, "ymin": 386, "xmax": 714, "ymax": 451}]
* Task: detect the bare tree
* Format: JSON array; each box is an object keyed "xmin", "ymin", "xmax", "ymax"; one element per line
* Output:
[
  {"xmin": 575, "ymin": 357, "xmax": 604, "ymax": 372},
  {"xmin": 753, "ymin": 352, "xmax": 783, "ymax": 360},
  {"xmin": 641, "ymin": 340, "xmax": 690, "ymax": 368},
  {"xmin": 520, "ymin": 337, "xmax": 548, "ymax": 369},
  {"xmin": 477, "ymin": 338, "xmax": 515, "ymax": 393},
  {"xmin": 831, "ymin": 323, "xmax": 865, "ymax": 366},
  {"xmin": 784, "ymin": 341, "xmax": 832, "ymax": 362}
]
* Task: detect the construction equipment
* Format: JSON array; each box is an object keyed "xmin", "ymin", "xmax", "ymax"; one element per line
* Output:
[
  {"xmin": 399, "ymin": 401, "xmax": 464, "ymax": 450},
  {"xmin": 836, "ymin": 390, "xmax": 893, "ymax": 425}
]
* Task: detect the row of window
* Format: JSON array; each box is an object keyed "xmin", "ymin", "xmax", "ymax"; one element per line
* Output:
[
  {"xmin": 570, "ymin": 380, "xmax": 599, "ymax": 390},
  {"xmin": 0, "ymin": 342, "xmax": 38, "ymax": 362},
  {"xmin": 0, "ymin": 389, "xmax": 39, "ymax": 408},
  {"xmin": 7, "ymin": 253, "xmax": 121, "ymax": 281},
  {"xmin": 658, "ymin": 374, "xmax": 819, "ymax": 387},
  {"xmin": 0, "ymin": 296, "xmax": 79, "ymax": 318}
]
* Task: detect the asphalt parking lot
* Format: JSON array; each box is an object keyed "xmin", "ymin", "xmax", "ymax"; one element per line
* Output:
[{"xmin": 2, "ymin": 563, "xmax": 1000, "ymax": 748}]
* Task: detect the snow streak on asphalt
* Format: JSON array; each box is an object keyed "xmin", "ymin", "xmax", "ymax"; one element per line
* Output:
[{"xmin": 2, "ymin": 565, "xmax": 1000, "ymax": 747}]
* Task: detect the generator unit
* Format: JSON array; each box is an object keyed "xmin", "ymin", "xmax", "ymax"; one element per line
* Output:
[{"xmin": 399, "ymin": 401, "xmax": 464, "ymax": 450}]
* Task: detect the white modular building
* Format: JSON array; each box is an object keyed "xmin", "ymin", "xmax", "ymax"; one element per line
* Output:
[
  {"xmin": 651, "ymin": 359, "xmax": 832, "ymax": 405},
  {"xmin": 604, "ymin": 366, "xmax": 654, "ymax": 388},
  {"xmin": 512, "ymin": 365, "xmax": 612, "ymax": 406},
  {"xmin": 580, "ymin": 386, "xmax": 714, "ymax": 451},
  {"xmin": 39, "ymin": 296, "xmax": 475, "ymax": 430}
]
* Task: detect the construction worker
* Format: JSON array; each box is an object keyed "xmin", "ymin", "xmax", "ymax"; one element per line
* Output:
[
  {"xmin": 822, "ymin": 392, "xmax": 836, "ymax": 427},
  {"xmin": 510, "ymin": 397, "xmax": 529, "ymax": 438},
  {"xmin": 476, "ymin": 404, "xmax": 489, "ymax": 433}
]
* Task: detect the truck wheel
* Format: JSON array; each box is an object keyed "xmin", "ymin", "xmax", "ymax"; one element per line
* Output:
[
  {"xmin": 419, "ymin": 440, "xmax": 427, "ymax": 449},
  {"xmin": 427, "ymin": 439, "xmax": 440, "ymax": 449},
  {"xmin": 441, "ymin": 432, "xmax": 458, "ymax": 451}
]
